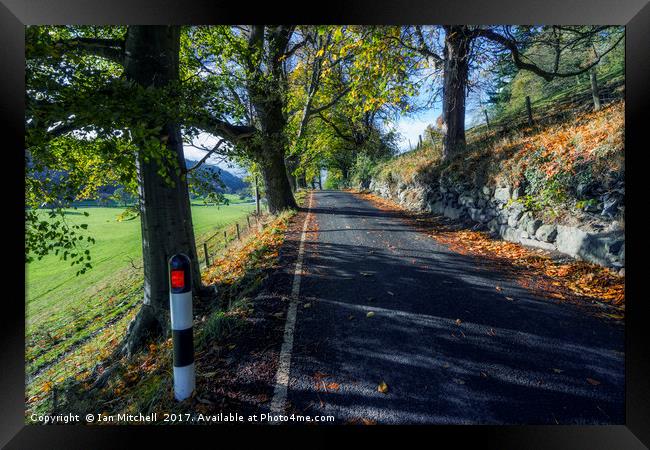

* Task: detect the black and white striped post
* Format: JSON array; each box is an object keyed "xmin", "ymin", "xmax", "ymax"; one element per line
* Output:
[{"xmin": 168, "ymin": 253, "xmax": 195, "ymax": 401}]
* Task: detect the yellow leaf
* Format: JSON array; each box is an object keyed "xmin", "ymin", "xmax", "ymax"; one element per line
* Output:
[
  {"xmin": 377, "ymin": 381, "xmax": 389, "ymax": 394},
  {"xmin": 366, "ymin": 311, "xmax": 375, "ymax": 318}
]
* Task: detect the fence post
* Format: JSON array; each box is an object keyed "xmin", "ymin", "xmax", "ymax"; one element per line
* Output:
[
  {"xmin": 590, "ymin": 68, "xmax": 601, "ymax": 111},
  {"xmin": 224, "ymin": 230, "xmax": 227, "ymax": 248},
  {"xmin": 236, "ymin": 223, "xmax": 241, "ymax": 241},
  {"xmin": 168, "ymin": 253, "xmax": 195, "ymax": 401},
  {"xmin": 203, "ymin": 242, "xmax": 210, "ymax": 267},
  {"xmin": 255, "ymin": 175, "xmax": 261, "ymax": 216},
  {"xmin": 525, "ymin": 96, "xmax": 533, "ymax": 126},
  {"xmin": 484, "ymin": 110, "xmax": 490, "ymax": 129},
  {"xmin": 246, "ymin": 216, "xmax": 251, "ymax": 230}
]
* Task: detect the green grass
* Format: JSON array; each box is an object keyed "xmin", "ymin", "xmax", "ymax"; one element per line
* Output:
[{"xmin": 25, "ymin": 202, "xmax": 255, "ymax": 400}]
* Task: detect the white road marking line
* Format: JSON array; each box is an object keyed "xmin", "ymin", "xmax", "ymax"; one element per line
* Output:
[{"xmin": 269, "ymin": 192, "xmax": 313, "ymax": 416}]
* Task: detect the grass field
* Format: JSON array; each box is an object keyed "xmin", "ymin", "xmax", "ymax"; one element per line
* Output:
[{"xmin": 26, "ymin": 198, "xmax": 255, "ymax": 406}]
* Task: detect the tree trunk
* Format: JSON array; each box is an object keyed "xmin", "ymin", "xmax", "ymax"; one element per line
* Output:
[
  {"xmin": 285, "ymin": 157, "xmax": 297, "ymax": 193},
  {"xmin": 441, "ymin": 26, "xmax": 471, "ymax": 160},
  {"xmin": 260, "ymin": 148, "xmax": 297, "ymax": 214},
  {"xmin": 121, "ymin": 26, "xmax": 201, "ymax": 355},
  {"xmin": 247, "ymin": 26, "xmax": 297, "ymax": 213},
  {"xmin": 297, "ymin": 173, "xmax": 307, "ymax": 189}
]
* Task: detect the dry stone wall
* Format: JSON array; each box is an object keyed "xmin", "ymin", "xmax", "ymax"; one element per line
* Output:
[{"xmin": 369, "ymin": 176, "xmax": 624, "ymax": 272}]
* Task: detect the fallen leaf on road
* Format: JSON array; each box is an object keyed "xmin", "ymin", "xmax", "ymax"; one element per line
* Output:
[
  {"xmin": 387, "ymin": 291, "xmax": 395, "ymax": 296},
  {"xmin": 587, "ymin": 378, "xmax": 601, "ymax": 386},
  {"xmin": 197, "ymin": 396, "xmax": 213, "ymax": 405},
  {"xmin": 455, "ymin": 319, "xmax": 462, "ymax": 326},
  {"xmin": 227, "ymin": 344, "xmax": 236, "ymax": 350},
  {"xmin": 366, "ymin": 311, "xmax": 375, "ymax": 318},
  {"xmin": 360, "ymin": 272, "xmax": 373, "ymax": 277},
  {"xmin": 346, "ymin": 418, "xmax": 377, "ymax": 425},
  {"xmin": 487, "ymin": 328, "xmax": 497, "ymax": 336},
  {"xmin": 495, "ymin": 286, "xmax": 503, "ymax": 292},
  {"xmin": 313, "ymin": 371, "xmax": 329, "ymax": 381},
  {"xmin": 552, "ymin": 368, "xmax": 564, "ymax": 374},
  {"xmin": 325, "ymin": 382, "xmax": 340, "ymax": 390},
  {"xmin": 303, "ymin": 303, "xmax": 311, "ymax": 308},
  {"xmin": 480, "ymin": 371, "xmax": 488, "ymax": 378},
  {"xmin": 348, "ymin": 315, "xmax": 355, "ymax": 321},
  {"xmin": 505, "ymin": 296, "xmax": 514, "ymax": 301},
  {"xmin": 377, "ymin": 381, "xmax": 389, "ymax": 393}
]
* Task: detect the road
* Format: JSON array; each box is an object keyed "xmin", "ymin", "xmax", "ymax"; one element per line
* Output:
[{"xmin": 280, "ymin": 190, "xmax": 624, "ymax": 424}]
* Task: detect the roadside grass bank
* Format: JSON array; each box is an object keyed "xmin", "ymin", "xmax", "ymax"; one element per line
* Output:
[
  {"xmin": 27, "ymin": 191, "xmax": 308, "ymax": 420},
  {"xmin": 26, "ymin": 202, "xmax": 255, "ymax": 413}
]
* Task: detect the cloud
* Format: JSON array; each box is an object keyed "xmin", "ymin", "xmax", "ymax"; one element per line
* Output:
[{"xmin": 392, "ymin": 109, "xmax": 439, "ymax": 152}]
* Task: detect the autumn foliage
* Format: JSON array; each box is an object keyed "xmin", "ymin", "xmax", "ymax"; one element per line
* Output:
[{"xmin": 358, "ymin": 191, "xmax": 624, "ymax": 319}]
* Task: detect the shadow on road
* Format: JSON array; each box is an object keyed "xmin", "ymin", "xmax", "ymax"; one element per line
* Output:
[{"xmin": 285, "ymin": 190, "xmax": 624, "ymax": 424}]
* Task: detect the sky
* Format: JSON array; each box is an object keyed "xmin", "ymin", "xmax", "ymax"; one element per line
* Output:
[
  {"xmin": 183, "ymin": 133, "xmax": 248, "ymax": 177},
  {"xmin": 391, "ymin": 107, "xmax": 441, "ymax": 153}
]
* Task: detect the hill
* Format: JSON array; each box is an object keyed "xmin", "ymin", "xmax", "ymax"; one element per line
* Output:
[{"xmin": 184, "ymin": 159, "xmax": 248, "ymax": 194}]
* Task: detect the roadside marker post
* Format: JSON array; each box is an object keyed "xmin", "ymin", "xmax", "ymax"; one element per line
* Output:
[
  {"xmin": 236, "ymin": 223, "xmax": 241, "ymax": 241},
  {"xmin": 168, "ymin": 253, "xmax": 195, "ymax": 401}
]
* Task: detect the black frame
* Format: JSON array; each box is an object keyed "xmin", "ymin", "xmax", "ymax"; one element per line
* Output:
[{"xmin": 2, "ymin": 0, "xmax": 648, "ymax": 447}]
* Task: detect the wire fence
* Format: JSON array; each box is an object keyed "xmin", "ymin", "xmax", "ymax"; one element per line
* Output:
[
  {"xmin": 197, "ymin": 200, "xmax": 269, "ymax": 270},
  {"xmin": 466, "ymin": 66, "xmax": 625, "ymax": 140}
]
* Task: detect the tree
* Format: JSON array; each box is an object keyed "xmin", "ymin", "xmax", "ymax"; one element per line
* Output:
[
  {"xmin": 401, "ymin": 26, "xmax": 624, "ymax": 160},
  {"xmin": 26, "ymin": 26, "xmax": 206, "ymax": 354},
  {"xmin": 182, "ymin": 26, "xmax": 301, "ymax": 213},
  {"xmin": 286, "ymin": 26, "xmax": 416, "ymax": 186},
  {"xmin": 111, "ymin": 187, "xmax": 135, "ymax": 207}
]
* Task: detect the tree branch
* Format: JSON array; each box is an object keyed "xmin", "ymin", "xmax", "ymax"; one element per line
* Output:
[
  {"xmin": 186, "ymin": 139, "xmax": 226, "ymax": 173},
  {"xmin": 474, "ymin": 27, "xmax": 624, "ymax": 81},
  {"xmin": 317, "ymin": 112, "xmax": 354, "ymax": 142},
  {"xmin": 308, "ymin": 86, "xmax": 351, "ymax": 116},
  {"xmin": 55, "ymin": 37, "xmax": 125, "ymax": 65},
  {"xmin": 189, "ymin": 114, "xmax": 257, "ymax": 143}
]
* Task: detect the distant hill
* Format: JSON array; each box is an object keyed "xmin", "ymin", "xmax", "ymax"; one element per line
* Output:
[
  {"xmin": 29, "ymin": 157, "xmax": 248, "ymax": 207},
  {"xmin": 184, "ymin": 159, "xmax": 248, "ymax": 194}
]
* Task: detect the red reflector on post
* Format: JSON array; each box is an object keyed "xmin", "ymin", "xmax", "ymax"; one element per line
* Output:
[{"xmin": 171, "ymin": 270, "xmax": 185, "ymax": 289}]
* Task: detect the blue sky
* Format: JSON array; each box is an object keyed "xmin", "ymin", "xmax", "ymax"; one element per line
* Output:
[{"xmin": 391, "ymin": 107, "xmax": 441, "ymax": 153}]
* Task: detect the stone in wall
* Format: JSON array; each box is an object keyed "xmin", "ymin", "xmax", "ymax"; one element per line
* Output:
[{"xmin": 370, "ymin": 175, "xmax": 624, "ymax": 270}]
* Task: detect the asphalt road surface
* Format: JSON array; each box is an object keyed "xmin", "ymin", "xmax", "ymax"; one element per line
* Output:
[{"xmin": 284, "ymin": 190, "xmax": 624, "ymax": 424}]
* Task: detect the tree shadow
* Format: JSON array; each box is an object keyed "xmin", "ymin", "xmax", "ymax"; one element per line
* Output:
[{"xmin": 285, "ymin": 191, "xmax": 624, "ymax": 424}]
